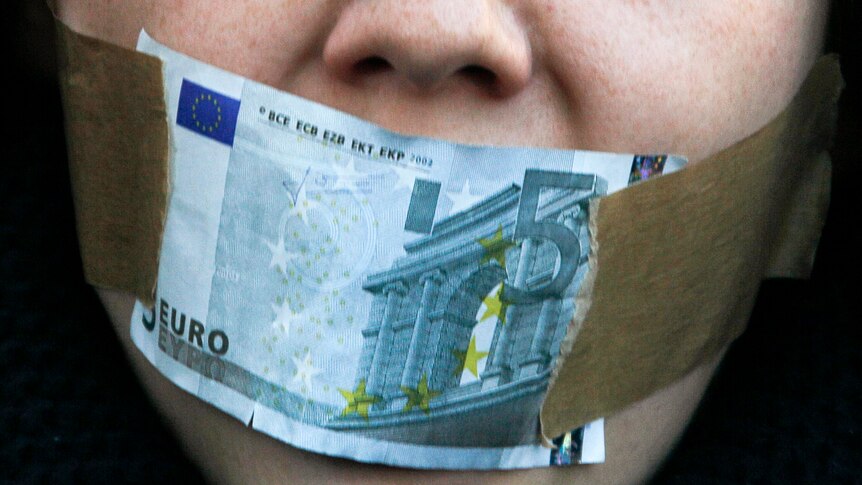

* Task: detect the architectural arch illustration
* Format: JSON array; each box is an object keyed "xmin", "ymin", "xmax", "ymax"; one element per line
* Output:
[
  {"xmin": 429, "ymin": 263, "xmax": 507, "ymax": 391},
  {"xmin": 342, "ymin": 172, "xmax": 605, "ymax": 433}
]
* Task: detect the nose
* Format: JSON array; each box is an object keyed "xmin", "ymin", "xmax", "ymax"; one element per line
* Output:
[{"xmin": 322, "ymin": 0, "xmax": 533, "ymax": 97}]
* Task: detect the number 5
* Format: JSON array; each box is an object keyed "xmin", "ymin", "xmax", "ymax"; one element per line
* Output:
[{"xmin": 503, "ymin": 170, "xmax": 597, "ymax": 304}]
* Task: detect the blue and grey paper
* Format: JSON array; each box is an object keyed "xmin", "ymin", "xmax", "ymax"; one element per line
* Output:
[{"xmin": 130, "ymin": 31, "xmax": 686, "ymax": 469}]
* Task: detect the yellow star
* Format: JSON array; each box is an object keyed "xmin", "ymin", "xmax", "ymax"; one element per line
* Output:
[
  {"xmin": 337, "ymin": 379, "xmax": 381, "ymax": 419},
  {"xmin": 400, "ymin": 373, "xmax": 441, "ymax": 415},
  {"xmin": 480, "ymin": 284, "xmax": 509, "ymax": 324},
  {"xmin": 452, "ymin": 335, "xmax": 490, "ymax": 378},
  {"xmin": 476, "ymin": 225, "xmax": 516, "ymax": 269}
]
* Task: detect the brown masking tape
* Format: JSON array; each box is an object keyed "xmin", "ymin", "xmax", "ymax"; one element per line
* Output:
[
  {"xmin": 55, "ymin": 20, "xmax": 841, "ymax": 441},
  {"xmin": 56, "ymin": 20, "xmax": 168, "ymax": 307},
  {"xmin": 541, "ymin": 55, "xmax": 842, "ymax": 439}
]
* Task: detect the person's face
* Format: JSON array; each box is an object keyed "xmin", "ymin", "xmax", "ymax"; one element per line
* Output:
[
  {"xmin": 53, "ymin": 1, "xmax": 831, "ymax": 483},
  {"xmin": 58, "ymin": 0, "xmax": 828, "ymax": 163}
]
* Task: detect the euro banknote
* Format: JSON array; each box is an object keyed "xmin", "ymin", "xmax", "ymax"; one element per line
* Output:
[{"xmin": 129, "ymin": 31, "xmax": 686, "ymax": 470}]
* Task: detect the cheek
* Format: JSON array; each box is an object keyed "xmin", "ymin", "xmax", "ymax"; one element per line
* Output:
[
  {"xmin": 143, "ymin": 1, "xmax": 341, "ymax": 87},
  {"xmin": 536, "ymin": 0, "xmax": 826, "ymax": 160},
  {"xmin": 54, "ymin": 0, "xmax": 150, "ymax": 47},
  {"xmin": 56, "ymin": 0, "xmax": 341, "ymax": 87}
]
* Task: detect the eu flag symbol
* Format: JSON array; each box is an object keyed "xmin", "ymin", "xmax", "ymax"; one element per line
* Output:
[{"xmin": 176, "ymin": 79, "xmax": 241, "ymax": 146}]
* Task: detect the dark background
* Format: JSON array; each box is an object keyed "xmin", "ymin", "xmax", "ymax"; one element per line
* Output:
[{"xmin": 1, "ymin": 2, "xmax": 859, "ymax": 484}]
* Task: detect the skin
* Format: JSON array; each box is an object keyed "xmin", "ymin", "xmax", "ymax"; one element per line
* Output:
[{"xmin": 55, "ymin": 1, "xmax": 829, "ymax": 484}]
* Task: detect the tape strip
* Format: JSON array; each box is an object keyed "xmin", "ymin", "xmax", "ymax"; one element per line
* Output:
[
  {"xmin": 764, "ymin": 149, "xmax": 832, "ymax": 280},
  {"xmin": 54, "ymin": 20, "xmax": 841, "ymax": 441},
  {"xmin": 56, "ymin": 20, "xmax": 168, "ymax": 307},
  {"xmin": 541, "ymin": 56, "xmax": 842, "ymax": 439}
]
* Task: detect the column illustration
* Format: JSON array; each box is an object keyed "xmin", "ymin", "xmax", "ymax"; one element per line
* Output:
[
  {"xmin": 366, "ymin": 281, "xmax": 407, "ymax": 397},
  {"xmin": 400, "ymin": 270, "xmax": 443, "ymax": 388}
]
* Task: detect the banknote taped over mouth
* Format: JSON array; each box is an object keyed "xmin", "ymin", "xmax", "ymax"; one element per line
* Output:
[{"xmin": 55, "ymin": 18, "xmax": 842, "ymax": 468}]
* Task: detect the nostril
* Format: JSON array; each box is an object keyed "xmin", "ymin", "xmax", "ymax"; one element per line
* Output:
[
  {"xmin": 458, "ymin": 64, "xmax": 497, "ymax": 90},
  {"xmin": 353, "ymin": 56, "xmax": 392, "ymax": 76},
  {"xmin": 323, "ymin": 1, "xmax": 533, "ymax": 97}
]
